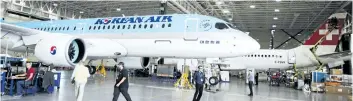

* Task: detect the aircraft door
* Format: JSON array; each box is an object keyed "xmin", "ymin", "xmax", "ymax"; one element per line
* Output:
[
  {"xmin": 288, "ymin": 50, "xmax": 296, "ymax": 64},
  {"xmin": 77, "ymin": 23, "xmax": 86, "ymax": 34},
  {"xmin": 184, "ymin": 18, "xmax": 199, "ymax": 41}
]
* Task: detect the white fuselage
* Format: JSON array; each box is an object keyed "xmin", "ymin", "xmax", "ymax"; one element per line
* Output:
[
  {"xmin": 1, "ymin": 31, "xmax": 260, "ymax": 59},
  {"xmin": 214, "ymin": 45, "xmax": 346, "ymax": 70}
]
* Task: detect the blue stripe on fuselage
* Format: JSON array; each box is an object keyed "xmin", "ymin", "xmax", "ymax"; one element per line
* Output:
[{"xmin": 11, "ymin": 14, "xmax": 227, "ymax": 34}]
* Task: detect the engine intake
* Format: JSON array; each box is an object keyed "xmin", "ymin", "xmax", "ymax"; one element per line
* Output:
[{"xmin": 34, "ymin": 34, "xmax": 86, "ymax": 66}]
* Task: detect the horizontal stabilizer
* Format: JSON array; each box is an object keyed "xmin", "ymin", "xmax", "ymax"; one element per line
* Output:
[{"xmin": 318, "ymin": 51, "xmax": 351, "ymax": 65}]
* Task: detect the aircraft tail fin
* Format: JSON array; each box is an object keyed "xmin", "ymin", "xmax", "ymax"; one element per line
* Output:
[{"xmin": 301, "ymin": 13, "xmax": 346, "ymax": 55}]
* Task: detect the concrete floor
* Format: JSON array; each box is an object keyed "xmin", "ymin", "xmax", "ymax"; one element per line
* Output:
[{"xmin": 1, "ymin": 71, "xmax": 351, "ymax": 101}]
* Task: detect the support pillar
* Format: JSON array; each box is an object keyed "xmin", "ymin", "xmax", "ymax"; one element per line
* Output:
[
  {"xmin": 160, "ymin": 0, "xmax": 167, "ymax": 15},
  {"xmin": 270, "ymin": 30, "xmax": 275, "ymax": 49}
]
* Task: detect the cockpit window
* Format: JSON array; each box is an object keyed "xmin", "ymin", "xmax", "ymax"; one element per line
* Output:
[
  {"xmin": 227, "ymin": 23, "xmax": 238, "ymax": 30},
  {"xmin": 215, "ymin": 23, "xmax": 229, "ymax": 30}
]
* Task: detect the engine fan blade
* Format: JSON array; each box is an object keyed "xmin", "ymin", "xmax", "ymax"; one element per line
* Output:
[{"xmin": 68, "ymin": 43, "xmax": 76, "ymax": 61}]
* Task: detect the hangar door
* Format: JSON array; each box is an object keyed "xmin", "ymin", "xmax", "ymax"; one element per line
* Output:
[{"xmin": 184, "ymin": 18, "xmax": 199, "ymax": 41}]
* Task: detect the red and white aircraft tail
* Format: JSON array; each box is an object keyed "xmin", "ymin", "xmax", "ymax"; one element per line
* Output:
[{"xmin": 300, "ymin": 13, "xmax": 347, "ymax": 55}]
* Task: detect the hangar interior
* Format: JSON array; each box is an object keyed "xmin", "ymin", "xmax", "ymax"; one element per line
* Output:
[{"xmin": 0, "ymin": 0, "xmax": 352, "ymax": 101}]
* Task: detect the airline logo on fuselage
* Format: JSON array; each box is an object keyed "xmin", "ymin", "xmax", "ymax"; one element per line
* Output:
[{"xmin": 95, "ymin": 15, "xmax": 173, "ymax": 24}]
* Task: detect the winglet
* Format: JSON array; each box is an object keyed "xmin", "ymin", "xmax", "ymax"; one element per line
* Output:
[{"xmin": 303, "ymin": 13, "xmax": 346, "ymax": 46}]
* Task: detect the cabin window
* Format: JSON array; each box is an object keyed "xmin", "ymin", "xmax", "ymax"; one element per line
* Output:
[
  {"xmin": 251, "ymin": 55, "xmax": 253, "ymax": 57},
  {"xmin": 210, "ymin": 41, "xmax": 214, "ymax": 44},
  {"xmin": 162, "ymin": 24, "xmax": 165, "ymax": 28},
  {"xmin": 89, "ymin": 26, "xmax": 92, "ymax": 30},
  {"xmin": 200, "ymin": 41, "xmax": 204, "ymax": 44},
  {"xmin": 55, "ymin": 27, "xmax": 58, "ymax": 31},
  {"xmin": 51, "ymin": 27, "xmax": 54, "ymax": 31},
  {"xmin": 117, "ymin": 25, "xmax": 120, "ymax": 29},
  {"xmin": 215, "ymin": 23, "xmax": 229, "ymax": 30},
  {"xmin": 93, "ymin": 26, "xmax": 96, "ymax": 30},
  {"xmin": 216, "ymin": 41, "xmax": 220, "ymax": 44},
  {"xmin": 205, "ymin": 40, "xmax": 209, "ymax": 44},
  {"xmin": 144, "ymin": 24, "xmax": 147, "ymax": 29},
  {"xmin": 97, "ymin": 26, "xmax": 100, "ymax": 30},
  {"xmin": 107, "ymin": 25, "xmax": 110, "ymax": 29},
  {"xmin": 133, "ymin": 25, "xmax": 136, "ymax": 29},
  {"xmin": 40, "ymin": 28, "xmax": 43, "ymax": 30},
  {"xmin": 63, "ymin": 27, "xmax": 66, "ymax": 30},
  {"xmin": 74, "ymin": 26, "xmax": 77, "ymax": 30},
  {"xmin": 122, "ymin": 25, "xmax": 126, "ymax": 29},
  {"xmin": 272, "ymin": 55, "xmax": 274, "ymax": 57},
  {"xmin": 150, "ymin": 24, "xmax": 153, "ymax": 28},
  {"xmin": 168, "ymin": 23, "xmax": 171, "ymax": 27},
  {"xmin": 139, "ymin": 24, "xmax": 142, "ymax": 28},
  {"xmin": 103, "ymin": 26, "xmax": 106, "ymax": 30},
  {"xmin": 60, "ymin": 27, "xmax": 63, "ymax": 30},
  {"xmin": 112, "ymin": 25, "xmax": 115, "ymax": 29},
  {"xmin": 128, "ymin": 25, "xmax": 131, "ymax": 29},
  {"xmin": 67, "ymin": 27, "xmax": 69, "ymax": 30},
  {"xmin": 279, "ymin": 56, "xmax": 282, "ymax": 58}
]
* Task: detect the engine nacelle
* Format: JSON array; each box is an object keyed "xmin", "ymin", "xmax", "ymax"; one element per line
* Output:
[
  {"xmin": 34, "ymin": 34, "xmax": 86, "ymax": 66},
  {"xmin": 116, "ymin": 57, "xmax": 151, "ymax": 69}
]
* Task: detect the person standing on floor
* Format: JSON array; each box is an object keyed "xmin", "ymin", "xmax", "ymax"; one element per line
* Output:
[
  {"xmin": 255, "ymin": 72, "xmax": 259, "ymax": 85},
  {"xmin": 192, "ymin": 66, "xmax": 206, "ymax": 101},
  {"xmin": 247, "ymin": 70, "xmax": 254, "ymax": 96},
  {"xmin": 71, "ymin": 61, "xmax": 91, "ymax": 101},
  {"xmin": 112, "ymin": 62, "xmax": 132, "ymax": 101}
]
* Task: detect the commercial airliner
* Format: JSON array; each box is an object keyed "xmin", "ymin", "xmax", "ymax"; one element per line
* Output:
[
  {"xmin": 1, "ymin": 14, "xmax": 260, "ymax": 67},
  {"xmin": 216, "ymin": 13, "xmax": 351, "ymax": 70}
]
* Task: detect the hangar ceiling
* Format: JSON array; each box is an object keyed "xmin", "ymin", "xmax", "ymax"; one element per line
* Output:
[{"xmin": 1, "ymin": 0, "xmax": 352, "ymax": 49}]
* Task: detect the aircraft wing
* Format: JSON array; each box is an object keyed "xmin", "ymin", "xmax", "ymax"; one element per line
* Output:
[
  {"xmin": 1, "ymin": 23, "xmax": 43, "ymax": 36},
  {"xmin": 318, "ymin": 51, "xmax": 351, "ymax": 64},
  {"xmin": 1, "ymin": 22, "xmax": 127, "ymax": 66},
  {"xmin": 1, "ymin": 23, "xmax": 53, "ymax": 47}
]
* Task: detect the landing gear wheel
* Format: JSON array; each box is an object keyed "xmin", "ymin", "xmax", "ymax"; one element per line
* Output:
[
  {"xmin": 209, "ymin": 76, "xmax": 219, "ymax": 86},
  {"xmin": 87, "ymin": 66, "xmax": 96, "ymax": 75}
]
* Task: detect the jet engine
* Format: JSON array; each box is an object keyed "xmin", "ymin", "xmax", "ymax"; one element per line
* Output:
[
  {"xmin": 34, "ymin": 34, "xmax": 86, "ymax": 66},
  {"xmin": 116, "ymin": 57, "xmax": 151, "ymax": 69}
]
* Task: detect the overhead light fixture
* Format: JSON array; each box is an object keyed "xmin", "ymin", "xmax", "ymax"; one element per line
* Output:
[
  {"xmin": 276, "ymin": 0, "xmax": 281, "ymax": 2},
  {"xmin": 216, "ymin": 1, "xmax": 223, "ymax": 5},
  {"xmin": 80, "ymin": 11, "xmax": 84, "ymax": 14},
  {"xmin": 272, "ymin": 25, "xmax": 277, "ymax": 28},
  {"xmin": 250, "ymin": 5, "xmax": 255, "ymax": 8},
  {"xmin": 116, "ymin": 8, "xmax": 121, "ymax": 11},
  {"xmin": 222, "ymin": 9, "xmax": 230, "ymax": 13},
  {"xmin": 228, "ymin": 18, "xmax": 232, "ymax": 21},
  {"xmin": 273, "ymin": 17, "xmax": 278, "ymax": 20},
  {"xmin": 274, "ymin": 9, "xmax": 280, "ymax": 12},
  {"xmin": 53, "ymin": 3, "xmax": 58, "ymax": 7}
]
